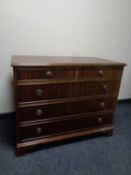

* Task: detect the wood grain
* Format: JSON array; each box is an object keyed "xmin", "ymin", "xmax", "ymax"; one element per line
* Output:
[
  {"xmin": 19, "ymin": 113, "xmax": 113, "ymax": 141},
  {"xmin": 17, "ymin": 81, "xmax": 120, "ymax": 102},
  {"xmin": 18, "ymin": 98, "xmax": 115, "ymax": 123},
  {"xmin": 11, "ymin": 55, "xmax": 126, "ymax": 67},
  {"xmin": 11, "ymin": 56, "xmax": 125, "ymax": 155}
]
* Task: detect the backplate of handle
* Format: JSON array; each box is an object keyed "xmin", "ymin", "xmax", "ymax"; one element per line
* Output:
[
  {"xmin": 36, "ymin": 109, "xmax": 43, "ymax": 116},
  {"xmin": 46, "ymin": 70, "xmax": 52, "ymax": 77},
  {"xmin": 36, "ymin": 89, "xmax": 43, "ymax": 96},
  {"xmin": 36, "ymin": 127, "xmax": 42, "ymax": 134},
  {"xmin": 98, "ymin": 117, "xmax": 103, "ymax": 123},
  {"xmin": 98, "ymin": 70, "xmax": 104, "ymax": 75}
]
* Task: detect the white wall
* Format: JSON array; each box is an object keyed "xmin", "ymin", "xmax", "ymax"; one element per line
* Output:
[{"xmin": 0, "ymin": 0, "xmax": 131, "ymax": 113}]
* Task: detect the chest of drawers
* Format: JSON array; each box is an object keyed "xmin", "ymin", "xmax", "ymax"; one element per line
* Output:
[{"xmin": 11, "ymin": 56, "xmax": 125, "ymax": 155}]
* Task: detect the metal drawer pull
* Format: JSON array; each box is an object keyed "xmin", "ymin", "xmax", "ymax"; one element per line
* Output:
[
  {"xmin": 98, "ymin": 117, "xmax": 103, "ymax": 123},
  {"xmin": 36, "ymin": 127, "xmax": 42, "ymax": 134},
  {"xmin": 36, "ymin": 89, "xmax": 43, "ymax": 96},
  {"xmin": 46, "ymin": 70, "xmax": 52, "ymax": 77},
  {"xmin": 100, "ymin": 102, "xmax": 105, "ymax": 108},
  {"xmin": 103, "ymin": 84, "xmax": 108, "ymax": 92},
  {"xmin": 36, "ymin": 109, "xmax": 43, "ymax": 116},
  {"xmin": 98, "ymin": 70, "xmax": 104, "ymax": 75}
]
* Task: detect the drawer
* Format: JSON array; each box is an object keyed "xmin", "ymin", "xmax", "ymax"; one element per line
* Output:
[
  {"xmin": 19, "ymin": 113, "xmax": 113, "ymax": 141},
  {"xmin": 77, "ymin": 67, "xmax": 122, "ymax": 79},
  {"xmin": 15, "ymin": 68, "xmax": 75, "ymax": 80},
  {"xmin": 19, "ymin": 98, "xmax": 115, "ymax": 122},
  {"xmin": 108, "ymin": 68, "xmax": 123, "ymax": 78},
  {"xmin": 17, "ymin": 81, "xmax": 120, "ymax": 102}
]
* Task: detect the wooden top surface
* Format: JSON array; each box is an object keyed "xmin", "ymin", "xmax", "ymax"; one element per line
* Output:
[{"xmin": 11, "ymin": 55, "xmax": 125, "ymax": 67}]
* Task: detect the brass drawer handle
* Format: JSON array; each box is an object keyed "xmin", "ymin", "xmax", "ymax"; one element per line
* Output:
[
  {"xmin": 98, "ymin": 70, "xmax": 104, "ymax": 75},
  {"xmin": 103, "ymin": 84, "xmax": 108, "ymax": 92},
  {"xmin": 46, "ymin": 70, "xmax": 52, "ymax": 77},
  {"xmin": 98, "ymin": 117, "xmax": 103, "ymax": 124},
  {"xmin": 36, "ymin": 109, "xmax": 43, "ymax": 116},
  {"xmin": 100, "ymin": 102, "xmax": 105, "ymax": 108},
  {"xmin": 36, "ymin": 89, "xmax": 43, "ymax": 96},
  {"xmin": 36, "ymin": 127, "xmax": 42, "ymax": 134}
]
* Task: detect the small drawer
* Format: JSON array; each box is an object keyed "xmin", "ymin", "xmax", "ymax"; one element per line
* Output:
[
  {"xmin": 77, "ymin": 67, "xmax": 109, "ymax": 78},
  {"xmin": 19, "ymin": 113, "xmax": 113, "ymax": 141},
  {"xmin": 19, "ymin": 98, "xmax": 115, "ymax": 122},
  {"xmin": 108, "ymin": 68, "xmax": 123, "ymax": 78},
  {"xmin": 77, "ymin": 67, "xmax": 122, "ymax": 79},
  {"xmin": 17, "ymin": 81, "xmax": 120, "ymax": 102},
  {"xmin": 16, "ymin": 68, "xmax": 75, "ymax": 80}
]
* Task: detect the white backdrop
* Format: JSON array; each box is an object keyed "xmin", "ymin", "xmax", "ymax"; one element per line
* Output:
[{"xmin": 0, "ymin": 0, "xmax": 131, "ymax": 113}]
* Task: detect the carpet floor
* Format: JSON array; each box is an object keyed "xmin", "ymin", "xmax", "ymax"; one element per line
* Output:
[{"xmin": 0, "ymin": 103, "xmax": 131, "ymax": 175}]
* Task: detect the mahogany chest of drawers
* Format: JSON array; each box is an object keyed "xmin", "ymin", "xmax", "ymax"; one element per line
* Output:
[{"xmin": 11, "ymin": 56, "xmax": 125, "ymax": 155}]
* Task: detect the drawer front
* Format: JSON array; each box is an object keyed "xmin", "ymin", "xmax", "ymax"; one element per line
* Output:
[
  {"xmin": 17, "ymin": 81, "xmax": 120, "ymax": 102},
  {"xmin": 19, "ymin": 98, "xmax": 115, "ymax": 122},
  {"xmin": 16, "ymin": 68, "xmax": 75, "ymax": 80},
  {"xmin": 78, "ymin": 67, "xmax": 109, "ymax": 78},
  {"xmin": 77, "ymin": 67, "xmax": 122, "ymax": 79},
  {"xmin": 108, "ymin": 68, "xmax": 123, "ymax": 78},
  {"xmin": 19, "ymin": 114, "xmax": 113, "ymax": 141}
]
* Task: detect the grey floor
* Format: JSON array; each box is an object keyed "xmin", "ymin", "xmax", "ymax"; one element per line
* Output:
[{"xmin": 0, "ymin": 103, "xmax": 131, "ymax": 175}]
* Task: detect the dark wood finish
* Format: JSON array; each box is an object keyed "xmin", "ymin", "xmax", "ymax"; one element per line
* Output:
[
  {"xmin": 11, "ymin": 55, "xmax": 125, "ymax": 67},
  {"xmin": 77, "ymin": 67, "xmax": 123, "ymax": 79},
  {"xmin": 18, "ymin": 98, "xmax": 115, "ymax": 123},
  {"xmin": 19, "ymin": 113, "xmax": 113, "ymax": 142},
  {"xmin": 15, "ymin": 68, "xmax": 76, "ymax": 80},
  {"xmin": 14, "ymin": 67, "xmax": 122, "ymax": 80},
  {"xmin": 17, "ymin": 81, "xmax": 120, "ymax": 102},
  {"xmin": 17, "ymin": 126, "xmax": 113, "ymax": 149},
  {"xmin": 11, "ymin": 56, "xmax": 125, "ymax": 155}
]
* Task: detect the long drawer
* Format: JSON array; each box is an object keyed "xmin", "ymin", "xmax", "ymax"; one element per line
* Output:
[
  {"xmin": 18, "ymin": 98, "xmax": 115, "ymax": 122},
  {"xmin": 19, "ymin": 113, "xmax": 113, "ymax": 141},
  {"xmin": 17, "ymin": 81, "xmax": 120, "ymax": 103}
]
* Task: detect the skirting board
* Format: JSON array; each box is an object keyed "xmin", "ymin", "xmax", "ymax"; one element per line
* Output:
[
  {"xmin": 0, "ymin": 99, "xmax": 131, "ymax": 120},
  {"xmin": 117, "ymin": 98, "xmax": 131, "ymax": 104},
  {"xmin": 0, "ymin": 112, "xmax": 16, "ymax": 120}
]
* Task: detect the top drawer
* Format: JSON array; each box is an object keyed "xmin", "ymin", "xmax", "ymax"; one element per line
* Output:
[
  {"xmin": 15, "ymin": 68, "xmax": 76, "ymax": 80},
  {"xmin": 77, "ymin": 67, "xmax": 122, "ymax": 79},
  {"xmin": 15, "ymin": 66, "xmax": 123, "ymax": 80}
]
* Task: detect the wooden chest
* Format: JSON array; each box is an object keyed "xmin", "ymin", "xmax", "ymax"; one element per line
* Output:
[{"xmin": 11, "ymin": 56, "xmax": 125, "ymax": 155}]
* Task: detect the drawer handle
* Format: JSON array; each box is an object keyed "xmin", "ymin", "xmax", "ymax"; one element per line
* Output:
[
  {"xmin": 46, "ymin": 70, "xmax": 52, "ymax": 77},
  {"xmin": 36, "ymin": 109, "xmax": 43, "ymax": 116},
  {"xmin": 98, "ymin": 117, "xmax": 103, "ymax": 123},
  {"xmin": 103, "ymin": 84, "xmax": 108, "ymax": 92},
  {"xmin": 36, "ymin": 127, "xmax": 42, "ymax": 134},
  {"xmin": 98, "ymin": 70, "xmax": 104, "ymax": 75},
  {"xmin": 36, "ymin": 89, "xmax": 43, "ymax": 96},
  {"xmin": 100, "ymin": 102, "xmax": 105, "ymax": 108}
]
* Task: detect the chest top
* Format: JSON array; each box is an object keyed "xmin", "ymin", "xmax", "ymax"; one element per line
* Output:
[{"xmin": 11, "ymin": 55, "xmax": 125, "ymax": 67}]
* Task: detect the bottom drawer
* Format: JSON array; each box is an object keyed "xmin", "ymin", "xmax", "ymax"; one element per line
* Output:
[{"xmin": 19, "ymin": 113, "xmax": 113, "ymax": 141}]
